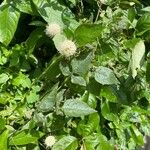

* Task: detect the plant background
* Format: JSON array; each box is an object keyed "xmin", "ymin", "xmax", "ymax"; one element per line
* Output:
[{"xmin": 0, "ymin": 0, "xmax": 150, "ymax": 150}]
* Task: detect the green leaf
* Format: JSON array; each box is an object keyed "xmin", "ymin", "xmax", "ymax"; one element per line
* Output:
[
  {"xmin": 87, "ymin": 78, "xmax": 101, "ymax": 96},
  {"xmin": 12, "ymin": 72, "xmax": 31, "ymax": 88},
  {"xmin": 0, "ymin": 130, "xmax": 9, "ymax": 150},
  {"xmin": 52, "ymin": 136, "xmax": 78, "ymax": 150},
  {"xmin": 9, "ymin": 130, "xmax": 44, "ymax": 145},
  {"xmin": 71, "ymin": 75, "xmax": 86, "ymax": 86},
  {"xmin": 71, "ymin": 51, "xmax": 93, "ymax": 76},
  {"xmin": 77, "ymin": 113, "xmax": 100, "ymax": 136},
  {"xmin": 69, "ymin": 0, "xmax": 76, "ymax": 5},
  {"xmin": 84, "ymin": 133, "xmax": 113, "ymax": 150},
  {"xmin": 62, "ymin": 99, "xmax": 96, "ymax": 117},
  {"xmin": 32, "ymin": 0, "xmax": 64, "ymax": 26},
  {"xmin": 94, "ymin": 66, "xmax": 119, "ymax": 85},
  {"xmin": 130, "ymin": 125, "xmax": 144, "ymax": 146},
  {"xmin": 0, "ymin": 4, "xmax": 20, "ymax": 45},
  {"xmin": 101, "ymin": 101, "xmax": 118, "ymax": 121},
  {"xmin": 0, "ymin": 118, "xmax": 5, "ymax": 131},
  {"xmin": 26, "ymin": 27, "xmax": 45, "ymax": 54},
  {"xmin": 53, "ymin": 33, "xmax": 67, "ymax": 51},
  {"xmin": 12, "ymin": 0, "xmax": 34, "ymax": 14},
  {"xmin": 141, "ymin": 7, "xmax": 150, "ymax": 12},
  {"xmin": 59, "ymin": 60, "xmax": 71, "ymax": 76},
  {"xmin": 136, "ymin": 13, "xmax": 150, "ymax": 36},
  {"xmin": 26, "ymin": 91, "xmax": 39, "ymax": 104},
  {"xmin": 0, "ymin": 73, "xmax": 9, "ymax": 84},
  {"xmin": 74, "ymin": 24, "xmax": 104, "ymax": 46},
  {"xmin": 81, "ymin": 91, "xmax": 97, "ymax": 108},
  {"xmin": 42, "ymin": 55, "xmax": 62, "ymax": 81},
  {"xmin": 131, "ymin": 39, "xmax": 145, "ymax": 78},
  {"xmin": 146, "ymin": 60, "xmax": 150, "ymax": 82},
  {"xmin": 37, "ymin": 84, "xmax": 58, "ymax": 112},
  {"xmin": 0, "ymin": 92, "xmax": 12, "ymax": 104},
  {"xmin": 101, "ymin": 86, "xmax": 117, "ymax": 103}
]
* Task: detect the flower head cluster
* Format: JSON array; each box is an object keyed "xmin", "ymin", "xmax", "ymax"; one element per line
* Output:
[
  {"xmin": 45, "ymin": 23, "xmax": 61, "ymax": 37},
  {"xmin": 58, "ymin": 40, "xmax": 77, "ymax": 57},
  {"xmin": 44, "ymin": 135, "xmax": 56, "ymax": 148}
]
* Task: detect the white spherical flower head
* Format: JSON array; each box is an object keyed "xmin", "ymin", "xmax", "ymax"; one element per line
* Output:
[
  {"xmin": 58, "ymin": 40, "xmax": 77, "ymax": 57},
  {"xmin": 45, "ymin": 23, "xmax": 61, "ymax": 37},
  {"xmin": 44, "ymin": 135, "xmax": 56, "ymax": 148}
]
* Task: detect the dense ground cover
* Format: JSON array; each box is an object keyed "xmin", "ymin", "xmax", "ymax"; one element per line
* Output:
[{"xmin": 0, "ymin": 0, "xmax": 150, "ymax": 149}]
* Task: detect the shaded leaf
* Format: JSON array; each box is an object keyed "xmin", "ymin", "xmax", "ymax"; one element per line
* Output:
[
  {"xmin": 26, "ymin": 27, "xmax": 45, "ymax": 54},
  {"xmin": 101, "ymin": 86, "xmax": 117, "ymax": 103},
  {"xmin": 136, "ymin": 13, "xmax": 150, "ymax": 36}
]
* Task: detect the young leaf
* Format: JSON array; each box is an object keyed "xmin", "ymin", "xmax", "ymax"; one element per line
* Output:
[
  {"xmin": 131, "ymin": 39, "xmax": 145, "ymax": 78},
  {"xmin": 52, "ymin": 136, "xmax": 78, "ymax": 150},
  {"xmin": 0, "ymin": 130, "xmax": 9, "ymax": 150},
  {"xmin": 74, "ymin": 24, "xmax": 104, "ymax": 46},
  {"xmin": 94, "ymin": 66, "xmax": 119, "ymax": 85},
  {"xmin": 0, "ymin": 4, "xmax": 20, "ymax": 45},
  {"xmin": 62, "ymin": 99, "xmax": 96, "ymax": 117}
]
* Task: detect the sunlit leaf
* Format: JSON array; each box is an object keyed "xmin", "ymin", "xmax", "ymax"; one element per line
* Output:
[
  {"xmin": 0, "ymin": 3, "xmax": 20, "ymax": 45},
  {"xmin": 62, "ymin": 99, "xmax": 96, "ymax": 117}
]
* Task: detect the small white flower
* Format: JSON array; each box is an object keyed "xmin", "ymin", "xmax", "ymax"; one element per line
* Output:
[
  {"xmin": 58, "ymin": 40, "xmax": 77, "ymax": 57},
  {"xmin": 45, "ymin": 23, "xmax": 61, "ymax": 37},
  {"xmin": 44, "ymin": 135, "xmax": 56, "ymax": 148}
]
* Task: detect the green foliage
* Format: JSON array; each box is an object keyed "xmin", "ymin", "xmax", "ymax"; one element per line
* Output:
[
  {"xmin": 0, "ymin": 2, "xmax": 20, "ymax": 45},
  {"xmin": 74, "ymin": 24, "xmax": 104, "ymax": 46},
  {"xmin": 52, "ymin": 136, "xmax": 78, "ymax": 150},
  {"xmin": 0, "ymin": 0, "xmax": 150, "ymax": 149},
  {"xmin": 62, "ymin": 99, "xmax": 96, "ymax": 117}
]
